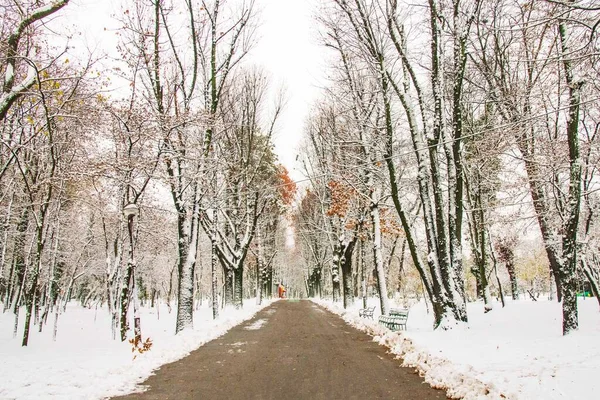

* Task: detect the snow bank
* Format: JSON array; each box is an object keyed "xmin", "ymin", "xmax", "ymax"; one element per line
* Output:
[
  {"xmin": 0, "ymin": 299, "xmax": 277, "ymax": 400},
  {"xmin": 314, "ymin": 297, "xmax": 600, "ymax": 400}
]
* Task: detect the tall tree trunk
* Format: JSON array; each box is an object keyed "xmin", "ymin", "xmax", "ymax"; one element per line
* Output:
[
  {"xmin": 256, "ymin": 262, "xmax": 262, "ymax": 304},
  {"xmin": 371, "ymin": 191, "xmax": 389, "ymax": 316},
  {"xmin": 234, "ymin": 267, "xmax": 243, "ymax": 309},
  {"xmin": 22, "ymin": 222, "xmax": 44, "ymax": 346},
  {"xmin": 341, "ymin": 238, "xmax": 356, "ymax": 309},
  {"xmin": 488, "ymin": 237, "xmax": 505, "ymax": 308},
  {"xmin": 360, "ymin": 238, "xmax": 367, "ymax": 309},
  {"xmin": 467, "ymin": 180, "xmax": 492, "ymax": 312},
  {"xmin": 478, "ymin": 227, "xmax": 492, "ymax": 312},
  {"xmin": 119, "ymin": 262, "xmax": 133, "ymax": 341},
  {"xmin": 211, "ymin": 208, "xmax": 219, "ymax": 319},
  {"xmin": 519, "ymin": 13, "xmax": 583, "ymax": 334},
  {"xmin": 175, "ymin": 210, "xmax": 193, "ymax": 331},
  {"xmin": 380, "ymin": 50, "xmax": 451, "ymax": 327},
  {"xmin": 0, "ymin": 190, "xmax": 14, "ymax": 300},
  {"xmin": 223, "ymin": 268, "xmax": 234, "ymax": 306},
  {"xmin": 506, "ymin": 255, "xmax": 518, "ymax": 301},
  {"xmin": 557, "ymin": 14, "xmax": 582, "ymax": 335},
  {"xmin": 132, "ymin": 270, "xmax": 142, "ymax": 346},
  {"xmin": 3, "ymin": 258, "xmax": 16, "ymax": 313},
  {"xmin": 256, "ymin": 227, "xmax": 263, "ymax": 305},
  {"xmin": 580, "ymin": 255, "xmax": 600, "ymax": 309},
  {"xmin": 266, "ymin": 266, "xmax": 273, "ymax": 298},
  {"xmin": 119, "ymin": 211, "xmax": 139, "ymax": 341},
  {"xmin": 7, "ymin": 206, "xmax": 29, "ymax": 312},
  {"xmin": 39, "ymin": 213, "xmax": 61, "ymax": 332},
  {"xmin": 331, "ymin": 243, "xmax": 341, "ymax": 302},
  {"xmin": 175, "ymin": 186, "xmax": 200, "ymax": 333}
]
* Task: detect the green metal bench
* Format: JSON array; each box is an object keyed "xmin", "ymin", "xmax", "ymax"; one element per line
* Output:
[
  {"xmin": 358, "ymin": 306, "xmax": 375, "ymax": 319},
  {"xmin": 378, "ymin": 308, "xmax": 409, "ymax": 331}
]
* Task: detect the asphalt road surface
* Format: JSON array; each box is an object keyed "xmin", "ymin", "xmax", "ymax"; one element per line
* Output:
[{"xmin": 112, "ymin": 300, "xmax": 446, "ymax": 400}]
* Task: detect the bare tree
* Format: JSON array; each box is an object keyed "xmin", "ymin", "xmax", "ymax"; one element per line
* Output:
[
  {"xmin": 118, "ymin": 0, "xmax": 256, "ymax": 332},
  {"xmin": 471, "ymin": 0, "xmax": 598, "ymax": 334},
  {"xmin": 1, "ymin": 0, "xmax": 70, "ymax": 121},
  {"xmin": 200, "ymin": 68, "xmax": 283, "ymax": 309},
  {"xmin": 318, "ymin": 0, "xmax": 483, "ymax": 327}
]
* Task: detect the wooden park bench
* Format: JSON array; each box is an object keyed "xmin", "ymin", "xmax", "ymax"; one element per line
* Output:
[
  {"xmin": 378, "ymin": 308, "xmax": 409, "ymax": 331},
  {"xmin": 358, "ymin": 306, "xmax": 375, "ymax": 319}
]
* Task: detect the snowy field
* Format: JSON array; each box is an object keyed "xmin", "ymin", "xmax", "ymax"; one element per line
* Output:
[
  {"xmin": 0, "ymin": 299, "xmax": 276, "ymax": 400},
  {"xmin": 315, "ymin": 297, "xmax": 600, "ymax": 400}
]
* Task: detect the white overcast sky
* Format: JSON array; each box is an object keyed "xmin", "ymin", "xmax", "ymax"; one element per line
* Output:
[
  {"xmin": 62, "ymin": 0, "xmax": 327, "ymax": 182},
  {"xmin": 249, "ymin": 0, "xmax": 327, "ymax": 182}
]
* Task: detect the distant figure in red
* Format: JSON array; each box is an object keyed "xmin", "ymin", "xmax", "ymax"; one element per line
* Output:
[{"xmin": 278, "ymin": 283, "xmax": 286, "ymax": 298}]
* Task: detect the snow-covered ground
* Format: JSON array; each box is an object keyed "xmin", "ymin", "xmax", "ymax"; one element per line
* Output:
[
  {"xmin": 0, "ymin": 299, "xmax": 276, "ymax": 400},
  {"xmin": 314, "ymin": 297, "xmax": 600, "ymax": 400},
  {"xmin": 3, "ymin": 296, "xmax": 597, "ymax": 399}
]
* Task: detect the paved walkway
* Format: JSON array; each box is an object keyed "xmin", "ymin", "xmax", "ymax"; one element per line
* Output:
[{"xmin": 113, "ymin": 300, "xmax": 446, "ymax": 400}]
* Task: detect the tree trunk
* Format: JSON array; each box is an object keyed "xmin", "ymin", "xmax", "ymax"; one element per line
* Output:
[
  {"xmin": 560, "ymin": 267, "xmax": 578, "ymax": 334},
  {"xmin": 489, "ymin": 238, "xmax": 505, "ymax": 308},
  {"xmin": 166, "ymin": 262, "xmax": 175, "ymax": 314},
  {"xmin": 266, "ymin": 267, "xmax": 273, "ymax": 298},
  {"xmin": 0, "ymin": 190, "xmax": 14, "ymax": 301},
  {"xmin": 331, "ymin": 244, "xmax": 341, "ymax": 302},
  {"xmin": 479, "ymin": 226, "xmax": 492, "ymax": 312},
  {"xmin": 371, "ymin": 192, "xmax": 389, "ymax": 316},
  {"xmin": 132, "ymin": 272, "xmax": 142, "ymax": 347},
  {"xmin": 256, "ymin": 228, "xmax": 263, "ymax": 305},
  {"xmin": 256, "ymin": 261, "xmax": 262, "ymax": 305},
  {"xmin": 22, "ymin": 221, "xmax": 45, "ymax": 346},
  {"xmin": 175, "ymin": 211, "xmax": 192, "ymax": 330},
  {"xmin": 3, "ymin": 258, "xmax": 16, "ymax": 313},
  {"xmin": 7, "ymin": 206, "xmax": 29, "ymax": 312},
  {"xmin": 341, "ymin": 239, "xmax": 356, "ymax": 309},
  {"xmin": 234, "ymin": 267, "xmax": 243, "ymax": 309},
  {"xmin": 119, "ymin": 262, "xmax": 133, "ymax": 342},
  {"xmin": 557, "ymin": 15, "xmax": 582, "ymax": 335},
  {"xmin": 175, "ymin": 189, "xmax": 200, "ymax": 333},
  {"xmin": 581, "ymin": 255, "xmax": 600, "ymax": 309},
  {"xmin": 360, "ymin": 238, "xmax": 367, "ymax": 309},
  {"xmin": 211, "ymin": 207, "xmax": 219, "ymax": 318},
  {"xmin": 52, "ymin": 306, "xmax": 60, "ymax": 341},
  {"xmin": 506, "ymin": 257, "xmax": 518, "ymax": 300},
  {"xmin": 39, "ymin": 219, "xmax": 61, "ymax": 332},
  {"xmin": 224, "ymin": 268, "xmax": 234, "ymax": 306}
]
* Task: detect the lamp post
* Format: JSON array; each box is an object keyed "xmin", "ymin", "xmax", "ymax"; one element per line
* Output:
[
  {"xmin": 122, "ymin": 203, "xmax": 142, "ymax": 345},
  {"xmin": 123, "ymin": 203, "xmax": 139, "ymax": 219}
]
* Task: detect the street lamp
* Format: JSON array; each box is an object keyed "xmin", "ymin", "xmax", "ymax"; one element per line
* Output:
[
  {"xmin": 123, "ymin": 203, "xmax": 138, "ymax": 264},
  {"xmin": 123, "ymin": 203, "xmax": 139, "ymax": 218}
]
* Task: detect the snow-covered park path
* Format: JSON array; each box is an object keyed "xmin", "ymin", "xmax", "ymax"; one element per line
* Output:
[{"xmin": 112, "ymin": 300, "xmax": 445, "ymax": 400}]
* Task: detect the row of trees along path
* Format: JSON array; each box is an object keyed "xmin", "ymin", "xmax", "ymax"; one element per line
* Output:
[
  {"xmin": 296, "ymin": 0, "xmax": 600, "ymax": 336},
  {"xmin": 0, "ymin": 0, "xmax": 296, "ymax": 348},
  {"xmin": 1, "ymin": 0, "xmax": 599, "ymax": 358}
]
